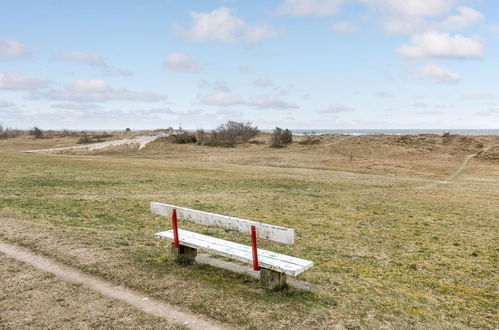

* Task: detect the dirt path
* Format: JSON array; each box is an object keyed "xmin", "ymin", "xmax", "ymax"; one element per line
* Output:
[
  {"xmin": 0, "ymin": 240, "xmax": 231, "ymax": 330},
  {"xmin": 24, "ymin": 132, "xmax": 169, "ymax": 153},
  {"xmin": 416, "ymin": 144, "xmax": 499, "ymax": 189},
  {"xmin": 445, "ymin": 144, "xmax": 498, "ymax": 181}
]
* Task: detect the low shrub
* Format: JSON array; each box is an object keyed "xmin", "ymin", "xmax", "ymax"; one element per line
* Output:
[
  {"xmin": 172, "ymin": 131, "xmax": 197, "ymax": 144},
  {"xmin": 29, "ymin": 126, "xmax": 44, "ymax": 139},
  {"xmin": 215, "ymin": 121, "xmax": 259, "ymax": 147},
  {"xmin": 0, "ymin": 124, "xmax": 23, "ymax": 139},
  {"xmin": 298, "ymin": 132, "xmax": 320, "ymax": 145},
  {"xmin": 77, "ymin": 134, "xmax": 93, "ymax": 144},
  {"xmin": 270, "ymin": 127, "xmax": 293, "ymax": 148}
]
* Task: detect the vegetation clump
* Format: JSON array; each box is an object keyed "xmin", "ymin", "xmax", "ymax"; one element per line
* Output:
[
  {"xmin": 29, "ymin": 126, "xmax": 44, "ymax": 139},
  {"xmin": 299, "ymin": 131, "xmax": 320, "ymax": 145},
  {"xmin": 270, "ymin": 127, "xmax": 293, "ymax": 148},
  {"xmin": 0, "ymin": 123, "xmax": 22, "ymax": 139},
  {"xmin": 77, "ymin": 132, "xmax": 113, "ymax": 144},
  {"xmin": 206, "ymin": 121, "xmax": 259, "ymax": 147},
  {"xmin": 77, "ymin": 133, "xmax": 93, "ymax": 144},
  {"xmin": 442, "ymin": 131, "xmax": 454, "ymax": 144},
  {"xmin": 172, "ymin": 131, "xmax": 197, "ymax": 144}
]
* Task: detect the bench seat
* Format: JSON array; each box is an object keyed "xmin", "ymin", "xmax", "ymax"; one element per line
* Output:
[{"xmin": 155, "ymin": 229, "xmax": 313, "ymax": 276}]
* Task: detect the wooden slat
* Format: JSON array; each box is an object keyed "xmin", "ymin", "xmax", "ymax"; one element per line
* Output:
[
  {"xmin": 160, "ymin": 229, "xmax": 311, "ymax": 269},
  {"xmin": 155, "ymin": 229, "xmax": 313, "ymax": 276},
  {"xmin": 151, "ymin": 202, "xmax": 295, "ymax": 245}
]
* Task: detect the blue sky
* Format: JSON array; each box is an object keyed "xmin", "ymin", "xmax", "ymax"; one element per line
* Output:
[{"xmin": 1, "ymin": 0, "xmax": 498, "ymax": 130}]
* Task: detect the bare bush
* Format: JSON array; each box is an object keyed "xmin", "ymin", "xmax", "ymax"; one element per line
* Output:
[
  {"xmin": 172, "ymin": 131, "xmax": 197, "ymax": 144},
  {"xmin": 93, "ymin": 132, "xmax": 113, "ymax": 142},
  {"xmin": 0, "ymin": 124, "xmax": 22, "ymax": 139},
  {"xmin": 215, "ymin": 121, "xmax": 259, "ymax": 147},
  {"xmin": 77, "ymin": 134, "xmax": 93, "ymax": 144},
  {"xmin": 29, "ymin": 127, "xmax": 44, "ymax": 139},
  {"xmin": 270, "ymin": 127, "xmax": 293, "ymax": 148},
  {"xmin": 299, "ymin": 131, "xmax": 320, "ymax": 145},
  {"xmin": 196, "ymin": 129, "xmax": 206, "ymax": 144}
]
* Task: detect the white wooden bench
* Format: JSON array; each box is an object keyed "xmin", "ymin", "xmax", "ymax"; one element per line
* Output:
[{"xmin": 152, "ymin": 202, "xmax": 313, "ymax": 290}]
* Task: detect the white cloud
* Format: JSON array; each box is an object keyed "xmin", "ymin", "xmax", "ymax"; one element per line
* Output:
[
  {"xmin": 416, "ymin": 64, "xmax": 460, "ymax": 83},
  {"xmin": 199, "ymin": 80, "xmax": 231, "ymax": 92},
  {"xmin": 490, "ymin": 105, "xmax": 499, "ymax": 113},
  {"xmin": 381, "ymin": 17, "xmax": 428, "ymax": 35},
  {"xmin": 212, "ymin": 81, "xmax": 230, "ymax": 92},
  {"xmin": 176, "ymin": 7, "xmax": 277, "ymax": 45},
  {"xmin": 0, "ymin": 72, "xmax": 47, "ymax": 90},
  {"xmin": 277, "ymin": 0, "xmax": 346, "ymax": 16},
  {"xmin": 363, "ymin": 0, "xmax": 457, "ymax": 18},
  {"xmin": 0, "ymin": 99, "xmax": 15, "ymax": 108},
  {"xmin": 59, "ymin": 51, "xmax": 105, "ymax": 66},
  {"xmin": 0, "ymin": 39, "xmax": 31, "ymax": 60},
  {"xmin": 364, "ymin": 2, "xmax": 482, "ymax": 35},
  {"xmin": 253, "ymin": 78, "xmax": 274, "ymax": 88},
  {"xmin": 164, "ymin": 52, "xmax": 201, "ymax": 72},
  {"xmin": 249, "ymin": 95, "xmax": 299, "ymax": 109},
  {"xmin": 57, "ymin": 51, "xmax": 132, "ymax": 76},
  {"xmin": 441, "ymin": 7, "xmax": 483, "ymax": 31},
  {"xmin": 33, "ymin": 79, "xmax": 165, "ymax": 103},
  {"xmin": 398, "ymin": 32, "xmax": 483, "ymax": 59},
  {"xmin": 51, "ymin": 103, "xmax": 102, "ymax": 110},
  {"xmin": 332, "ymin": 21, "xmax": 360, "ymax": 34},
  {"xmin": 201, "ymin": 92, "xmax": 244, "ymax": 106},
  {"xmin": 318, "ymin": 104, "xmax": 354, "ymax": 113}
]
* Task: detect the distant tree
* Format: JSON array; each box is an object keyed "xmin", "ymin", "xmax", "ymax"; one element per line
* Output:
[
  {"xmin": 125, "ymin": 128, "xmax": 131, "ymax": 132},
  {"xmin": 282, "ymin": 129, "xmax": 293, "ymax": 144},
  {"xmin": 237, "ymin": 121, "xmax": 259, "ymax": 143},
  {"xmin": 270, "ymin": 127, "xmax": 293, "ymax": 148},
  {"xmin": 29, "ymin": 126, "xmax": 44, "ymax": 139},
  {"xmin": 216, "ymin": 121, "xmax": 259, "ymax": 146}
]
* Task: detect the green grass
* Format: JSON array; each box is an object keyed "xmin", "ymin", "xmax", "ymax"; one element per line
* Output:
[{"xmin": 1, "ymin": 151, "xmax": 498, "ymax": 329}]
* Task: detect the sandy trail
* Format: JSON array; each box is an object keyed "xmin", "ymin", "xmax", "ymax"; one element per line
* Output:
[
  {"xmin": 0, "ymin": 240, "xmax": 231, "ymax": 330},
  {"xmin": 416, "ymin": 144, "xmax": 499, "ymax": 189},
  {"xmin": 24, "ymin": 132, "xmax": 169, "ymax": 153},
  {"xmin": 445, "ymin": 144, "xmax": 498, "ymax": 181}
]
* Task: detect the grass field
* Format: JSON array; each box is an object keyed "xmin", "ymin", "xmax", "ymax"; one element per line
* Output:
[{"xmin": 0, "ymin": 133, "xmax": 498, "ymax": 329}]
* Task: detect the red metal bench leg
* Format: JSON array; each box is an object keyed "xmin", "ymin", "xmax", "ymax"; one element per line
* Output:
[
  {"xmin": 251, "ymin": 225, "xmax": 260, "ymax": 271},
  {"xmin": 172, "ymin": 208, "xmax": 179, "ymax": 248}
]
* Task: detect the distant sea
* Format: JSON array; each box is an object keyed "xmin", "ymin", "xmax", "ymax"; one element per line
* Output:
[{"xmin": 262, "ymin": 129, "xmax": 499, "ymax": 136}]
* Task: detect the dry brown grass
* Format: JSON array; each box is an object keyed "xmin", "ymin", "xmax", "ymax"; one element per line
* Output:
[{"xmin": 0, "ymin": 132, "xmax": 498, "ymax": 329}]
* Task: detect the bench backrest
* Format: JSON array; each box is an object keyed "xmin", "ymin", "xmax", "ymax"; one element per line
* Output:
[{"xmin": 151, "ymin": 202, "xmax": 294, "ymax": 244}]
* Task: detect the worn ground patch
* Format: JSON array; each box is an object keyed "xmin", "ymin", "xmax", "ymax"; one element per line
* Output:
[{"xmin": 0, "ymin": 253, "xmax": 184, "ymax": 329}]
